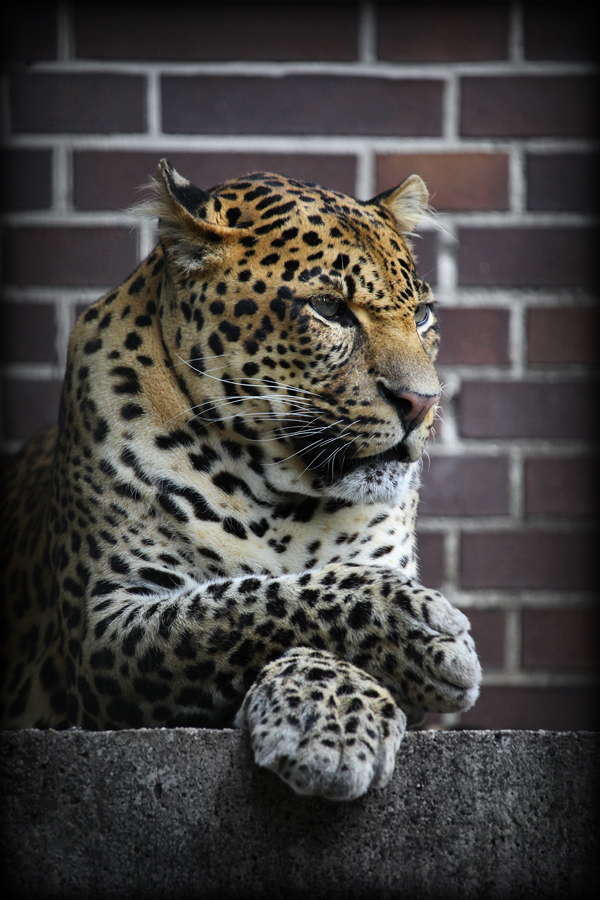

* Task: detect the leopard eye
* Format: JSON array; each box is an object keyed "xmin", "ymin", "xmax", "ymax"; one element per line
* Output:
[
  {"xmin": 414, "ymin": 302, "xmax": 430, "ymax": 327},
  {"xmin": 311, "ymin": 295, "xmax": 343, "ymax": 319}
]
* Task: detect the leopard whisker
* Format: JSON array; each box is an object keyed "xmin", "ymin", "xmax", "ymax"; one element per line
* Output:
[
  {"xmin": 163, "ymin": 394, "xmax": 318, "ymax": 428},
  {"xmin": 174, "ymin": 353, "xmax": 320, "ymax": 400},
  {"xmin": 265, "ymin": 420, "xmax": 351, "ymax": 468},
  {"xmin": 287, "ymin": 419, "xmax": 361, "ymax": 483}
]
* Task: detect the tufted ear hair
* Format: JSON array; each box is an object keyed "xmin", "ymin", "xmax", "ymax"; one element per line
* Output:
[
  {"xmin": 370, "ymin": 174, "xmax": 429, "ymax": 236},
  {"xmin": 150, "ymin": 159, "xmax": 237, "ymax": 273}
]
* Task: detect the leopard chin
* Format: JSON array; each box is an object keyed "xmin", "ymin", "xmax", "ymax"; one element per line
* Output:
[
  {"xmin": 328, "ymin": 457, "xmax": 418, "ymax": 506},
  {"xmin": 321, "ymin": 422, "xmax": 431, "ymax": 505}
]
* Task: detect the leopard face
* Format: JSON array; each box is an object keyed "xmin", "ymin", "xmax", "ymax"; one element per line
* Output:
[{"xmin": 153, "ymin": 161, "xmax": 440, "ymax": 506}]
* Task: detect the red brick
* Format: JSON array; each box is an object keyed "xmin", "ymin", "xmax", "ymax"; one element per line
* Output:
[
  {"xmin": 74, "ymin": 303, "xmax": 91, "ymax": 324},
  {"xmin": 458, "ymin": 380, "xmax": 597, "ymax": 440},
  {"xmin": 0, "ymin": 303, "xmax": 56, "ymax": 363},
  {"xmin": 458, "ymin": 227, "xmax": 597, "ymax": 288},
  {"xmin": 74, "ymin": 3, "xmax": 359, "ymax": 61},
  {"xmin": 526, "ymin": 153, "xmax": 599, "ymax": 212},
  {"xmin": 2, "ymin": 379, "xmax": 63, "ymax": 441},
  {"xmin": 412, "ymin": 232, "xmax": 438, "ymax": 285},
  {"xmin": 377, "ymin": 2, "xmax": 509, "ymax": 62},
  {"xmin": 376, "ymin": 153, "xmax": 509, "ymax": 212},
  {"xmin": 525, "ymin": 457, "xmax": 599, "ymax": 518},
  {"xmin": 3, "ymin": 5, "xmax": 57, "ymax": 62},
  {"xmin": 436, "ymin": 308, "xmax": 510, "ymax": 366},
  {"xmin": 461, "ymin": 685, "xmax": 598, "ymax": 730},
  {"xmin": 420, "ymin": 456, "xmax": 510, "ymax": 518},
  {"xmin": 0, "ymin": 149, "xmax": 52, "ymax": 211},
  {"xmin": 461, "ymin": 531, "xmax": 596, "ymax": 591},
  {"xmin": 9, "ymin": 73, "xmax": 145, "ymax": 133},
  {"xmin": 2, "ymin": 227, "xmax": 138, "ymax": 287},
  {"xmin": 460, "ymin": 75, "xmax": 599, "ymax": 138},
  {"xmin": 416, "ymin": 532, "xmax": 445, "ymax": 588},
  {"xmin": 161, "ymin": 75, "xmax": 444, "ymax": 136},
  {"xmin": 467, "ymin": 609, "xmax": 506, "ymax": 670},
  {"xmin": 521, "ymin": 609, "xmax": 598, "ymax": 671},
  {"xmin": 524, "ymin": 3, "xmax": 597, "ymax": 61},
  {"xmin": 527, "ymin": 307, "xmax": 599, "ymax": 365},
  {"xmin": 73, "ymin": 151, "xmax": 357, "ymax": 211}
]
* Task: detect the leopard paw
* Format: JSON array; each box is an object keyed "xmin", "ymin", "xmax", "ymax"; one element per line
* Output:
[
  {"xmin": 386, "ymin": 581, "xmax": 483, "ymax": 720},
  {"xmin": 236, "ymin": 648, "xmax": 406, "ymax": 801}
]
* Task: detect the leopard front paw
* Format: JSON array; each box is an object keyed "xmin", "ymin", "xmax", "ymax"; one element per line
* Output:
[
  {"xmin": 235, "ymin": 648, "xmax": 406, "ymax": 801},
  {"xmin": 390, "ymin": 623, "xmax": 482, "ymax": 723},
  {"xmin": 386, "ymin": 582, "xmax": 482, "ymax": 720},
  {"xmin": 418, "ymin": 627, "xmax": 482, "ymax": 713}
]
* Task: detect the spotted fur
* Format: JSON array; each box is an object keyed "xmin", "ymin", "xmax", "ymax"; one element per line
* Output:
[{"xmin": 0, "ymin": 162, "xmax": 480, "ymax": 799}]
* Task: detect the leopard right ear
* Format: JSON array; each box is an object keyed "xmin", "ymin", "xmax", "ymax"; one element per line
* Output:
[
  {"xmin": 150, "ymin": 159, "xmax": 236, "ymax": 273},
  {"xmin": 370, "ymin": 174, "xmax": 429, "ymax": 236}
]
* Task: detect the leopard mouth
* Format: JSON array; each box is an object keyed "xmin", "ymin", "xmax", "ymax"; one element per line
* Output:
[
  {"xmin": 287, "ymin": 419, "xmax": 416, "ymax": 486},
  {"xmin": 311, "ymin": 439, "xmax": 411, "ymax": 486},
  {"xmin": 338, "ymin": 441, "xmax": 410, "ymax": 476}
]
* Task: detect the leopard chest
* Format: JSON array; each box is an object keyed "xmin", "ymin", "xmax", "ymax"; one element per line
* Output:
[{"xmin": 170, "ymin": 486, "xmax": 421, "ymax": 579}]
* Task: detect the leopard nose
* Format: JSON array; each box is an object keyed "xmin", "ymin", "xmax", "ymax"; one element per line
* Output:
[
  {"xmin": 379, "ymin": 384, "xmax": 440, "ymax": 430},
  {"xmin": 397, "ymin": 390, "xmax": 439, "ymax": 429}
]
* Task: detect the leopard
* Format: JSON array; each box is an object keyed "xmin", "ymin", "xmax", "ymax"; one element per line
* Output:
[{"xmin": 0, "ymin": 161, "xmax": 481, "ymax": 801}]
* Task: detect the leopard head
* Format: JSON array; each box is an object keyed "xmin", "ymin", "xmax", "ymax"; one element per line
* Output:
[{"xmin": 152, "ymin": 160, "xmax": 440, "ymax": 505}]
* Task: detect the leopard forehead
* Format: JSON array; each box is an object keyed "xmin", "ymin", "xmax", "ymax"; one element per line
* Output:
[
  {"xmin": 165, "ymin": 170, "xmax": 423, "ymax": 314},
  {"xmin": 178, "ymin": 170, "xmax": 391, "ymax": 230},
  {"xmin": 209, "ymin": 171, "xmax": 389, "ymax": 233}
]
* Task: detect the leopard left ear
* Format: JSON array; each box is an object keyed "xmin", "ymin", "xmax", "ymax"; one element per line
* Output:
[
  {"xmin": 370, "ymin": 174, "xmax": 429, "ymax": 236},
  {"xmin": 151, "ymin": 159, "xmax": 236, "ymax": 273}
]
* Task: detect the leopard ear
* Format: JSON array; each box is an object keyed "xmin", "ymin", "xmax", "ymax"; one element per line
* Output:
[
  {"xmin": 371, "ymin": 174, "xmax": 429, "ymax": 236},
  {"xmin": 151, "ymin": 159, "xmax": 235, "ymax": 273},
  {"xmin": 155, "ymin": 158, "xmax": 210, "ymax": 220}
]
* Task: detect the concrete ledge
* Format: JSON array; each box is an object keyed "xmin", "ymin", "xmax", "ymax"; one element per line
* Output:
[{"xmin": 1, "ymin": 729, "xmax": 598, "ymax": 899}]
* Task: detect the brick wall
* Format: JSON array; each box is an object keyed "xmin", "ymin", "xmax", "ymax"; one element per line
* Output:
[{"xmin": 1, "ymin": 1, "xmax": 597, "ymax": 729}]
